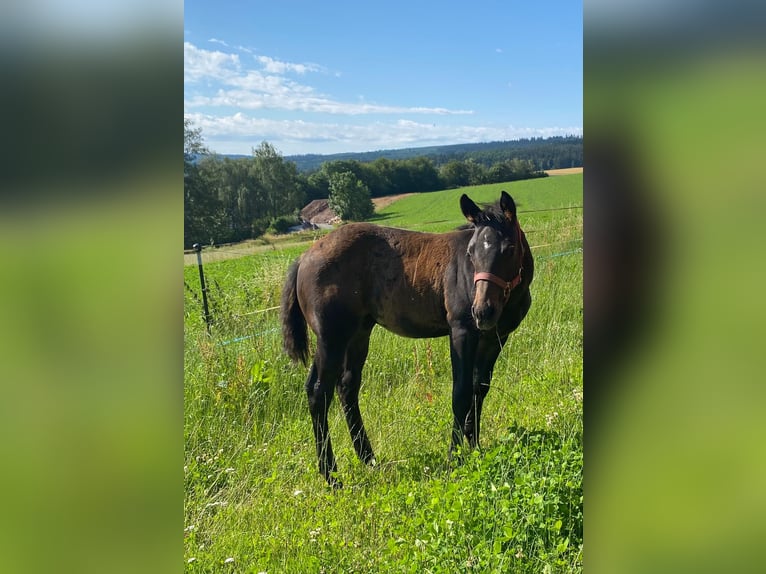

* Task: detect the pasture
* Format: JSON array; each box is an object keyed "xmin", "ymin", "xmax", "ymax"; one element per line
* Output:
[{"xmin": 184, "ymin": 174, "xmax": 582, "ymax": 572}]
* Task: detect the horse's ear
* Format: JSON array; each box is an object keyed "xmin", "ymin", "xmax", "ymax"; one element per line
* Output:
[
  {"xmin": 500, "ymin": 191, "xmax": 516, "ymax": 222},
  {"xmin": 460, "ymin": 194, "xmax": 482, "ymax": 223}
]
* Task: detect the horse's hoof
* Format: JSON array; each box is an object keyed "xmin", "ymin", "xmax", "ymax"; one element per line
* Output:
[{"xmin": 327, "ymin": 475, "xmax": 343, "ymax": 489}]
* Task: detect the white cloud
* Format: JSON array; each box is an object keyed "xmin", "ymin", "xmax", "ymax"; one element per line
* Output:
[
  {"xmin": 185, "ymin": 111, "xmax": 582, "ymax": 156},
  {"xmin": 256, "ymin": 55, "xmax": 322, "ymax": 75},
  {"xmin": 184, "ymin": 41, "xmax": 473, "ymax": 117},
  {"xmin": 184, "ymin": 42, "xmax": 240, "ymax": 82},
  {"xmin": 184, "ymin": 40, "xmax": 581, "ymax": 155},
  {"xmin": 186, "ymin": 90, "xmax": 472, "ymax": 116},
  {"xmin": 209, "ymin": 38, "xmax": 255, "ymax": 54}
]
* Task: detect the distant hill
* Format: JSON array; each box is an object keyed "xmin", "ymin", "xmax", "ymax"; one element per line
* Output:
[{"xmin": 220, "ymin": 136, "xmax": 583, "ymax": 173}]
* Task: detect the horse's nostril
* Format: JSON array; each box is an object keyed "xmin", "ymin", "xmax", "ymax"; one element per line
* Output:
[{"xmin": 473, "ymin": 301, "xmax": 494, "ymax": 321}]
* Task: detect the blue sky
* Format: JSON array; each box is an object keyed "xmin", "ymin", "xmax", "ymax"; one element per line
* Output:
[{"xmin": 184, "ymin": 1, "xmax": 582, "ymax": 156}]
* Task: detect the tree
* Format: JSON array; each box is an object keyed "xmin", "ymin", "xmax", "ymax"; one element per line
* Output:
[
  {"xmin": 184, "ymin": 118, "xmax": 206, "ymax": 164},
  {"xmin": 439, "ymin": 160, "xmax": 474, "ymax": 188},
  {"xmin": 251, "ymin": 141, "xmax": 304, "ymax": 220},
  {"xmin": 368, "ymin": 157, "xmax": 398, "ymax": 197},
  {"xmin": 327, "ymin": 171, "xmax": 374, "ymax": 221},
  {"xmin": 304, "ymin": 170, "xmax": 330, "ymax": 202},
  {"xmin": 404, "ymin": 157, "xmax": 441, "ymax": 192},
  {"xmin": 195, "ymin": 143, "xmax": 306, "ymax": 243},
  {"xmin": 487, "ymin": 161, "xmax": 516, "ymax": 184},
  {"xmin": 465, "ymin": 159, "xmax": 488, "ymax": 185},
  {"xmin": 184, "ymin": 119, "xmax": 225, "ymax": 248}
]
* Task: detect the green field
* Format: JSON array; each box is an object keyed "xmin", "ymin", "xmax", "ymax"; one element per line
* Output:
[
  {"xmin": 184, "ymin": 175, "xmax": 582, "ymax": 572},
  {"xmin": 372, "ymin": 175, "xmax": 582, "ymax": 233}
]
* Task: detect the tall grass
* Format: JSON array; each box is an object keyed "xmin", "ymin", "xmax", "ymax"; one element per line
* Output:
[{"xmin": 184, "ymin": 176, "xmax": 582, "ymax": 572}]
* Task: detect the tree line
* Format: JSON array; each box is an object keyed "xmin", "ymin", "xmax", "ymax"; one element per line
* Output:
[
  {"xmin": 287, "ymin": 135, "xmax": 582, "ymax": 173},
  {"xmin": 185, "ymin": 120, "xmax": 306, "ymax": 248},
  {"xmin": 184, "ymin": 120, "xmax": 578, "ymax": 248}
]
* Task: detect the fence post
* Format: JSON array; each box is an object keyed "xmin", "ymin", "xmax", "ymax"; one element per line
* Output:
[{"xmin": 193, "ymin": 243, "xmax": 212, "ymax": 333}]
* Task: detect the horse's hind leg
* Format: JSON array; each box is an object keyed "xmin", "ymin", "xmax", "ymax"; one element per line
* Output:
[
  {"xmin": 305, "ymin": 344, "xmax": 345, "ymax": 487},
  {"xmin": 337, "ymin": 327, "xmax": 376, "ymax": 466}
]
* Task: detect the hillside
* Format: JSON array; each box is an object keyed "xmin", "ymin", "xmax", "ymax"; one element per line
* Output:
[
  {"xmin": 287, "ymin": 135, "xmax": 582, "ymax": 172},
  {"xmin": 221, "ymin": 136, "xmax": 582, "ymax": 173}
]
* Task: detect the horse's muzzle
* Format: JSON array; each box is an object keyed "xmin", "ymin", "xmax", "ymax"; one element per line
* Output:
[{"xmin": 472, "ymin": 299, "xmax": 500, "ymax": 330}]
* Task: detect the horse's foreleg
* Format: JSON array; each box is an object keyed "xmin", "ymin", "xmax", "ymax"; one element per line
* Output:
[
  {"xmin": 464, "ymin": 381, "xmax": 492, "ymax": 449},
  {"xmin": 464, "ymin": 386, "xmax": 488, "ymax": 449},
  {"xmin": 465, "ymin": 333, "xmax": 508, "ymax": 448},
  {"xmin": 448, "ymin": 327, "xmax": 479, "ymax": 457}
]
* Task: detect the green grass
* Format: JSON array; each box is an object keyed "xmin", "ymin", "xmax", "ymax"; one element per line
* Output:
[
  {"xmin": 371, "ymin": 175, "xmax": 582, "ymax": 233},
  {"xmin": 184, "ymin": 175, "xmax": 582, "ymax": 572}
]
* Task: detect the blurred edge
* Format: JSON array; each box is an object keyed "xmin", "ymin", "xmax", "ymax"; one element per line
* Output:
[
  {"xmin": 585, "ymin": 1, "xmax": 766, "ymax": 572},
  {"xmin": 0, "ymin": 2, "xmax": 181, "ymax": 574},
  {"xmin": 3, "ymin": 1, "xmax": 766, "ymax": 572}
]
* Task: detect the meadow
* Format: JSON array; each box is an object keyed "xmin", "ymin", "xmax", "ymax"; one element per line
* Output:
[{"xmin": 184, "ymin": 174, "xmax": 582, "ymax": 572}]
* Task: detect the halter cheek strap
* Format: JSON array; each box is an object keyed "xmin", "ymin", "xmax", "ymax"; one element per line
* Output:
[{"xmin": 473, "ymin": 223, "xmax": 525, "ymax": 301}]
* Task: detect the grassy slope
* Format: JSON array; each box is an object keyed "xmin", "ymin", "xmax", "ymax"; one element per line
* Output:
[
  {"xmin": 372, "ymin": 175, "xmax": 582, "ymax": 232},
  {"xmin": 184, "ymin": 175, "xmax": 582, "ymax": 572}
]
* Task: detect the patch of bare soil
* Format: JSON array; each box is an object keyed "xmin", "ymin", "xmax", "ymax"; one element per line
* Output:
[
  {"xmin": 300, "ymin": 199, "xmax": 339, "ymax": 225},
  {"xmin": 300, "ymin": 194, "xmax": 416, "ymax": 225},
  {"xmin": 544, "ymin": 167, "xmax": 583, "ymax": 176},
  {"xmin": 372, "ymin": 193, "xmax": 415, "ymax": 210}
]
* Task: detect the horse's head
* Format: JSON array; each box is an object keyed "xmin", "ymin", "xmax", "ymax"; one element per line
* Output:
[{"xmin": 461, "ymin": 191, "xmax": 525, "ymax": 331}]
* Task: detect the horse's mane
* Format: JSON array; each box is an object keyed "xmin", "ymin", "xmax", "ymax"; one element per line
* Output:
[{"xmin": 479, "ymin": 201, "xmax": 512, "ymax": 226}]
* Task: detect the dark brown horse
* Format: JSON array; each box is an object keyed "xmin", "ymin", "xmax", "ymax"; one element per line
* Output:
[{"xmin": 280, "ymin": 191, "xmax": 533, "ymax": 486}]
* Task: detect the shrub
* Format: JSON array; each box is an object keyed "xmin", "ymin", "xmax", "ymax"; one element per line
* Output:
[{"xmin": 268, "ymin": 215, "xmax": 298, "ymax": 235}]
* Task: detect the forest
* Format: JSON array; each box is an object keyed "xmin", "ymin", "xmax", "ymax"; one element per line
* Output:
[
  {"xmin": 184, "ymin": 120, "xmax": 583, "ymax": 248},
  {"xmin": 286, "ymin": 135, "xmax": 583, "ymax": 173}
]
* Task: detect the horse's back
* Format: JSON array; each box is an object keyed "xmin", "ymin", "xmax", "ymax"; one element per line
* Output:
[{"xmin": 296, "ymin": 223, "xmax": 458, "ymax": 338}]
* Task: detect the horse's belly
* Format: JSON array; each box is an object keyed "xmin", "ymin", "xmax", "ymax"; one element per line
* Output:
[
  {"xmin": 377, "ymin": 318, "xmax": 449, "ymax": 339},
  {"xmin": 374, "ymin": 302, "xmax": 449, "ymax": 339}
]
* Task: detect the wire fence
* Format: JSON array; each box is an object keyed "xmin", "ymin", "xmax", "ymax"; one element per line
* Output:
[
  {"xmin": 186, "ymin": 237, "xmax": 583, "ymax": 348},
  {"xmin": 185, "ymin": 205, "xmax": 583, "ymax": 264},
  {"xmin": 186, "ymin": 204, "xmax": 583, "ymax": 344}
]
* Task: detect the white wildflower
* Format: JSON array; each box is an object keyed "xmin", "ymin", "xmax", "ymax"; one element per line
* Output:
[{"xmin": 545, "ymin": 411, "xmax": 559, "ymax": 427}]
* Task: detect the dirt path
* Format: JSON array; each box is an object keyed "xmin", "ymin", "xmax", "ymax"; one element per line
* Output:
[
  {"xmin": 544, "ymin": 167, "xmax": 583, "ymax": 176},
  {"xmin": 372, "ymin": 193, "xmax": 414, "ymax": 211},
  {"xmin": 372, "ymin": 193, "xmax": 415, "ymax": 210}
]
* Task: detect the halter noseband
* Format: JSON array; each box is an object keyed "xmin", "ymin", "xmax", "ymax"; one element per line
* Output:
[{"xmin": 473, "ymin": 222, "xmax": 525, "ymax": 301}]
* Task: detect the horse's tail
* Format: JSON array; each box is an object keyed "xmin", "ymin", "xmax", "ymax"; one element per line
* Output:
[{"xmin": 280, "ymin": 257, "xmax": 310, "ymax": 365}]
